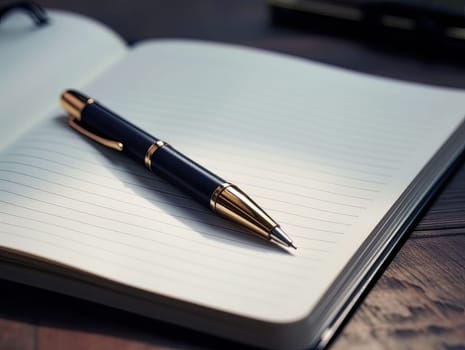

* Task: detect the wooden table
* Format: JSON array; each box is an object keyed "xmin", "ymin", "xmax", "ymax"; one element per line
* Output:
[{"xmin": 1, "ymin": 1, "xmax": 464, "ymax": 349}]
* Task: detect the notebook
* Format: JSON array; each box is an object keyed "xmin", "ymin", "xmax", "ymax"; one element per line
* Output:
[{"xmin": 1, "ymin": 9, "xmax": 464, "ymax": 350}]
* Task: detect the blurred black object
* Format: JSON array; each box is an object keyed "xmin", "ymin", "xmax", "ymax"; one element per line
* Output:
[
  {"xmin": 0, "ymin": 1, "xmax": 48, "ymax": 26},
  {"xmin": 269, "ymin": 0, "xmax": 465, "ymax": 57}
]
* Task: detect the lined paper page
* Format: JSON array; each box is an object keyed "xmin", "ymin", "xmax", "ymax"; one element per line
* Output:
[
  {"xmin": 0, "ymin": 41, "xmax": 464, "ymax": 323},
  {"xmin": 0, "ymin": 10, "xmax": 126, "ymax": 149}
]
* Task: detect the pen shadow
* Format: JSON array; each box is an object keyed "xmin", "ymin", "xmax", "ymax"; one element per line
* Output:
[{"xmin": 53, "ymin": 116, "xmax": 292, "ymax": 256}]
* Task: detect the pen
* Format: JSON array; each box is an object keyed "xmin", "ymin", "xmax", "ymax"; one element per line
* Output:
[{"xmin": 61, "ymin": 90, "xmax": 296, "ymax": 249}]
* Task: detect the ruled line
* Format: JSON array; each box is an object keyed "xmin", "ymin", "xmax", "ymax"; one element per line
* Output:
[
  {"xmin": 24, "ymin": 133, "xmax": 395, "ymax": 183},
  {"xmin": 0, "ymin": 158, "xmax": 365, "ymax": 219},
  {"xmin": 0, "ymin": 229, "xmax": 304, "ymax": 302},
  {"xmin": 12, "ymin": 143, "xmax": 384, "ymax": 194},
  {"xmin": 112, "ymin": 91, "xmax": 423, "ymax": 147},
  {"xmin": 0, "ymin": 220, "xmax": 311, "ymax": 286},
  {"xmin": 0, "ymin": 209, "xmax": 320, "ymax": 273},
  {"xmin": 21, "ymin": 134, "xmax": 393, "ymax": 185},
  {"xmin": 4, "ymin": 147, "xmax": 379, "ymax": 202}
]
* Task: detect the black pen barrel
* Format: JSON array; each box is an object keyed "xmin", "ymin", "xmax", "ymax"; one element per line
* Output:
[
  {"xmin": 81, "ymin": 102, "xmax": 157, "ymax": 164},
  {"xmin": 81, "ymin": 101, "xmax": 224, "ymax": 207},
  {"xmin": 150, "ymin": 146, "xmax": 225, "ymax": 207}
]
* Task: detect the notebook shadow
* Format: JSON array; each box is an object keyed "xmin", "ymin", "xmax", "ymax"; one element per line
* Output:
[
  {"xmin": 0, "ymin": 278, "xmax": 259, "ymax": 350},
  {"xmin": 53, "ymin": 116, "xmax": 292, "ymax": 256}
]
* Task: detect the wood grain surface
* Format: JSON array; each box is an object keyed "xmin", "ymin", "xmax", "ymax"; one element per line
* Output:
[{"xmin": 1, "ymin": 1, "xmax": 464, "ymax": 349}]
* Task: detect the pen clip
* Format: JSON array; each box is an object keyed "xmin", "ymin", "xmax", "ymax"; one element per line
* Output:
[{"xmin": 68, "ymin": 115, "xmax": 124, "ymax": 151}]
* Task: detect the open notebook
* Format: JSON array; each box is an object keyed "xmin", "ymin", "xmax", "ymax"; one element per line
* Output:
[{"xmin": 1, "ymin": 9, "xmax": 465, "ymax": 350}]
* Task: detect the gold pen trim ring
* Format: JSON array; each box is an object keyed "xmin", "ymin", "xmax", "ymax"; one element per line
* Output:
[
  {"xmin": 145, "ymin": 140, "xmax": 167, "ymax": 170},
  {"xmin": 210, "ymin": 182, "xmax": 232, "ymax": 211}
]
